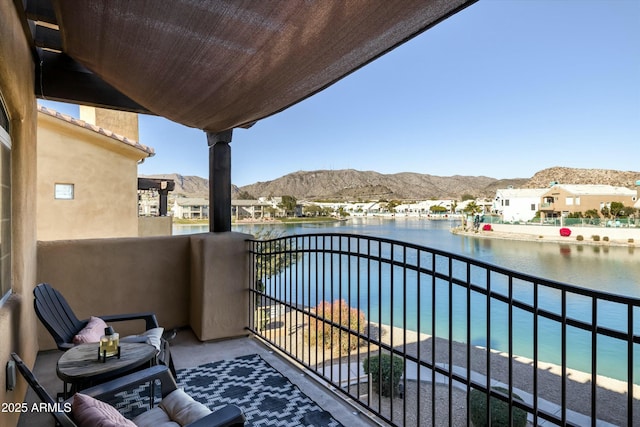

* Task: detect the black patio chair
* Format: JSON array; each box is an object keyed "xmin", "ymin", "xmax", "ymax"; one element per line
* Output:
[
  {"xmin": 33, "ymin": 283, "xmax": 176, "ymax": 377},
  {"xmin": 11, "ymin": 353, "xmax": 245, "ymax": 427}
]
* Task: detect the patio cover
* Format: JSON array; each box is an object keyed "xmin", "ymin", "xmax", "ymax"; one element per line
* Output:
[{"xmin": 28, "ymin": 0, "xmax": 476, "ymax": 132}]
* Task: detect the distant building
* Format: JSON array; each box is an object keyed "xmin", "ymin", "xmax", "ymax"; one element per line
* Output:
[
  {"xmin": 171, "ymin": 198, "xmax": 210, "ymax": 219},
  {"xmin": 539, "ymin": 184, "xmax": 638, "ymax": 219},
  {"xmin": 36, "ymin": 106, "xmax": 155, "ymax": 240},
  {"xmin": 395, "ymin": 200, "xmax": 454, "ymax": 215},
  {"xmin": 493, "ymin": 188, "xmax": 547, "ymax": 222},
  {"xmin": 232, "ymin": 199, "xmax": 281, "ymax": 220}
]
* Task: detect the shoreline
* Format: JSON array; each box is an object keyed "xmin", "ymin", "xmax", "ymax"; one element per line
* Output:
[
  {"xmin": 270, "ymin": 310, "xmax": 638, "ymax": 426},
  {"xmin": 452, "ymin": 225, "xmax": 639, "ymax": 248},
  {"xmin": 174, "ymin": 216, "xmax": 640, "ymax": 250}
]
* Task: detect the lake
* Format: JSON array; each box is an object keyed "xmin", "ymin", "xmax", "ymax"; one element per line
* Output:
[{"xmin": 175, "ymin": 218, "xmax": 640, "ymax": 382}]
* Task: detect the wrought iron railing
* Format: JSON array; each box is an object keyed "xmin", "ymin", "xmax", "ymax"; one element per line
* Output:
[{"xmin": 247, "ymin": 233, "xmax": 639, "ymax": 426}]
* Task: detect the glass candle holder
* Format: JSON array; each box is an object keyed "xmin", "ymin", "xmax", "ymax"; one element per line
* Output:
[{"xmin": 99, "ymin": 326, "xmax": 119, "ymax": 357}]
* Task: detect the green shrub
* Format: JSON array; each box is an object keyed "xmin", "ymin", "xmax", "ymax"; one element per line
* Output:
[
  {"xmin": 576, "ymin": 235, "xmax": 584, "ymax": 241},
  {"xmin": 307, "ymin": 299, "xmax": 365, "ymax": 354},
  {"xmin": 363, "ymin": 354, "xmax": 404, "ymax": 398},
  {"xmin": 469, "ymin": 386, "xmax": 527, "ymax": 427},
  {"xmin": 592, "ymin": 235, "xmax": 600, "ymax": 242}
]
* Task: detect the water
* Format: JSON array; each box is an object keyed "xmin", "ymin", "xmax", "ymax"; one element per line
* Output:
[{"xmin": 175, "ymin": 218, "xmax": 640, "ymax": 382}]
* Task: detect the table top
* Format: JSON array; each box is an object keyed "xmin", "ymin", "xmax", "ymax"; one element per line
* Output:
[{"xmin": 57, "ymin": 342, "xmax": 157, "ymax": 384}]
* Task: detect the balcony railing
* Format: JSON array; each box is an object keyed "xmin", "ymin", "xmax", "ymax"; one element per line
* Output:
[{"xmin": 248, "ymin": 233, "xmax": 639, "ymax": 426}]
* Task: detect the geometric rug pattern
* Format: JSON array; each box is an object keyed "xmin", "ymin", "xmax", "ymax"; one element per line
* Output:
[
  {"xmin": 177, "ymin": 354, "xmax": 342, "ymax": 427},
  {"xmin": 112, "ymin": 354, "xmax": 342, "ymax": 426}
]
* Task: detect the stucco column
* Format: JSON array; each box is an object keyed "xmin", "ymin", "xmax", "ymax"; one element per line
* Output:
[
  {"xmin": 190, "ymin": 232, "xmax": 250, "ymax": 340},
  {"xmin": 207, "ymin": 130, "xmax": 232, "ymax": 232}
]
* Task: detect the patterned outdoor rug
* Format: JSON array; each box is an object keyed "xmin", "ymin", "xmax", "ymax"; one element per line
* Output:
[{"xmin": 112, "ymin": 354, "xmax": 342, "ymax": 426}]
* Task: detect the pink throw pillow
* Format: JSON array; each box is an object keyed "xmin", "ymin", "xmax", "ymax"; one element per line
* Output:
[
  {"xmin": 72, "ymin": 393, "xmax": 136, "ymax": 427},
  {"xmin": 73, "ymin": 316, "xmax": 108, "ymax": 345}
]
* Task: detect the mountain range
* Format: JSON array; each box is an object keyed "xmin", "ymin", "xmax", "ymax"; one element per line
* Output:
[{"xmin": 141, "ymin": 167, "xmax": 640, "ymax": 201}]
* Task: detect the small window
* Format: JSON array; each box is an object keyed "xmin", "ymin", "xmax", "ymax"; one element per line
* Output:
[
  {"xmin": 531, "ymin": 204, "xmax": 536, "ymax": 211},
  {"xmin": 566, "ymin": 197, "xmax": 573, "ymax": 206},
  {"xmin": 504, "ymin": 200, "xmax": 510, "ymax": 207},
  {"xmin": 55, "ymin": 183, "xmax": 75, "ymax": 200}
]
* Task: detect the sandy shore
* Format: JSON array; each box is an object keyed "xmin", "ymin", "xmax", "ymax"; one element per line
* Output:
[{"xmin": 263, "ymin": 311, "xmax": 638, "ymax": 426}]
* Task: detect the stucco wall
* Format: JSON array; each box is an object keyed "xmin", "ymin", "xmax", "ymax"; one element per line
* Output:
[
  {"xmin": 542, "ymin": 186, "xmax": 637, "ymax": 214},
  {"xmin": 36, "ymin": 232, "xmax": 251, "ymax": 351},
  {"xmin": 37, "ymin": 112, "xmax": 148, "ymax": 240},
  {"xmin": 36, "ymin": 235, "xmax": 192, "ymax": 350},
  {"xmin": 79, "ymin": 106, "xmax": 139, "ymax": 140},
  {"xmin": 138, "ymin": 216, "xmax": 173, "ymax": 237},
  {"xmin": 190, "ymin": 232, "xmax": 251, "ymax": 341},
  {"xmin": 0, "ymin": 3, "xmax": 39, "ymax": 426}
]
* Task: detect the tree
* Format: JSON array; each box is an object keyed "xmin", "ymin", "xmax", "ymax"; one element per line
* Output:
[
  {"xmin": 386, "ymin": 200, "xmax": 401, "ymax": 213},
  {"xmin": 461, "ymin": 194, "xmax": 475, "ymax": 201},
  {"xmin": 463, "ymin": 201, "xmax": 482, "ymax": 215},
  {"xmin": 303, "ymin": 204, "xmax": 322, "ymax": 217},
  {"xmin": 252, "ymin": 229, "xmax": 298, "ymax": 330},
  {"xmin": 279, "ymin": 195, "xmax": 297, "ymax": 216},
  {"xmin": 621, "ymin": 206, "xmax": 636, "ymax": 217},
  {"xmin": 609, "ymin": 202, "xmax": 625, "ymax": 218},
  {"xmin": 253, "ymin": 229, "xmax": 297, "ymax": 281},
  {"xmin": 430, "ymin": 205, "xmax": 447, "ymax": 214},
  {"xmin": 584, "ymin": 209, "xmax": 599, "ymax": 219}
]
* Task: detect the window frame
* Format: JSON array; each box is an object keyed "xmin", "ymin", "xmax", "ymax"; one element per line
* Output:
[{"xmin": 0, "ymin": 96, "xmax": 11, "ymax": 305}]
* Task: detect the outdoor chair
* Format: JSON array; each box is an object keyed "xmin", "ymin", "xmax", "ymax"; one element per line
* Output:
[
  {"xmin": 11, "ymin": 353, "xmax": 246, "ymax": 427},
  {"xmin": 33, "ymin": 283, "xmax": 176, "ymax": 377}
]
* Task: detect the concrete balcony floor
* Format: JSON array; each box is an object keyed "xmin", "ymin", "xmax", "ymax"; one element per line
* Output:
[{"xmin": 18, "ymin": 328, "xmax": 379, "ymax": 427}]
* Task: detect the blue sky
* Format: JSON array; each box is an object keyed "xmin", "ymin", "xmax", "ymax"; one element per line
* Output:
[{"xmin": 40, "ymin": 0, "xmax": 639, "ymax": 187}]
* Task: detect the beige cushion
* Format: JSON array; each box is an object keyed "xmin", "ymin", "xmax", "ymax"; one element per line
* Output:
[
  {"xmin": 121, "ymin": 327, "xmax": 164, "ymax": 351},
  {"xmin": 72, "ymin": 393, "xmax": 136, "ymax": 427},
  {"xmin": 131, "ymin": 407, "xmax": 179, "ymax": 427},
  {"xmin": 159, "ymin": 389, "xmax": 212, "ymax": 426},
  {"xmin": 73, "ymin": 316, "xmax": 108, "ymax": 345},
  {"xmin": 141, "ymin": 327, "xmax": 163, "ymax": 350}
]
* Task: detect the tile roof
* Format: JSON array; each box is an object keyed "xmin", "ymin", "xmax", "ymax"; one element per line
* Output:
[
  {"xmin": 551, "ymin": 184, "xmax": 637, "ymax": 196},
  {"xmin": 37, "ymin": 104, "xmax": 155, "ymax": 157}
]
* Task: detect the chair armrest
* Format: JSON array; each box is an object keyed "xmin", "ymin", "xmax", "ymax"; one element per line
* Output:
[
  {"xmin": 59, "ymin": 342, "xmax": 75, "ymax": 351},
  {"xmin": 119, "ymin": 335, "xmax": 149, "ymax": 344},
  {"xmin": 69, "ymin": 365, "xmax": 177, "ymax": 403},
  {"xmin": 185, "ymin": 404, "xmax": 246, "ymax": 427},
  {"xmin": 97, "ymin": 312, "xmax": 159, "ymax": 330}
]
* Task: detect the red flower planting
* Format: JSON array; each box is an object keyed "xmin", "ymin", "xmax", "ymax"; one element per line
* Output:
[{"xmin": 559, "ymin": 227, "xmax": 571, "ymax": 237}]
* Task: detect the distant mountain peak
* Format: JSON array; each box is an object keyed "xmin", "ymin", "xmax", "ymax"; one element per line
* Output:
[
  {"xmin": 523, "ymin": 167, "xmax": 640, "ymax": 189},
  {"xmin": 141, "ymin": 167, "xmax": 640, "ymax": 201}
]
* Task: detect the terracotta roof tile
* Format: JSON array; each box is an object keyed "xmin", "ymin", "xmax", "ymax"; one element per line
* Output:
[{"xmin": 37, "ymin": 104, "xmax": 155, "ymax": 157}]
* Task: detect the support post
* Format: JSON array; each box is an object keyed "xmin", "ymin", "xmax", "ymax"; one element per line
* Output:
[
  {"xmin": 158, "ymin": 181, "xmax": 169, "ymax": 216},
  {"xmin": 207, "ymin": 130, "xmax": 233, "ymax": 232}
]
